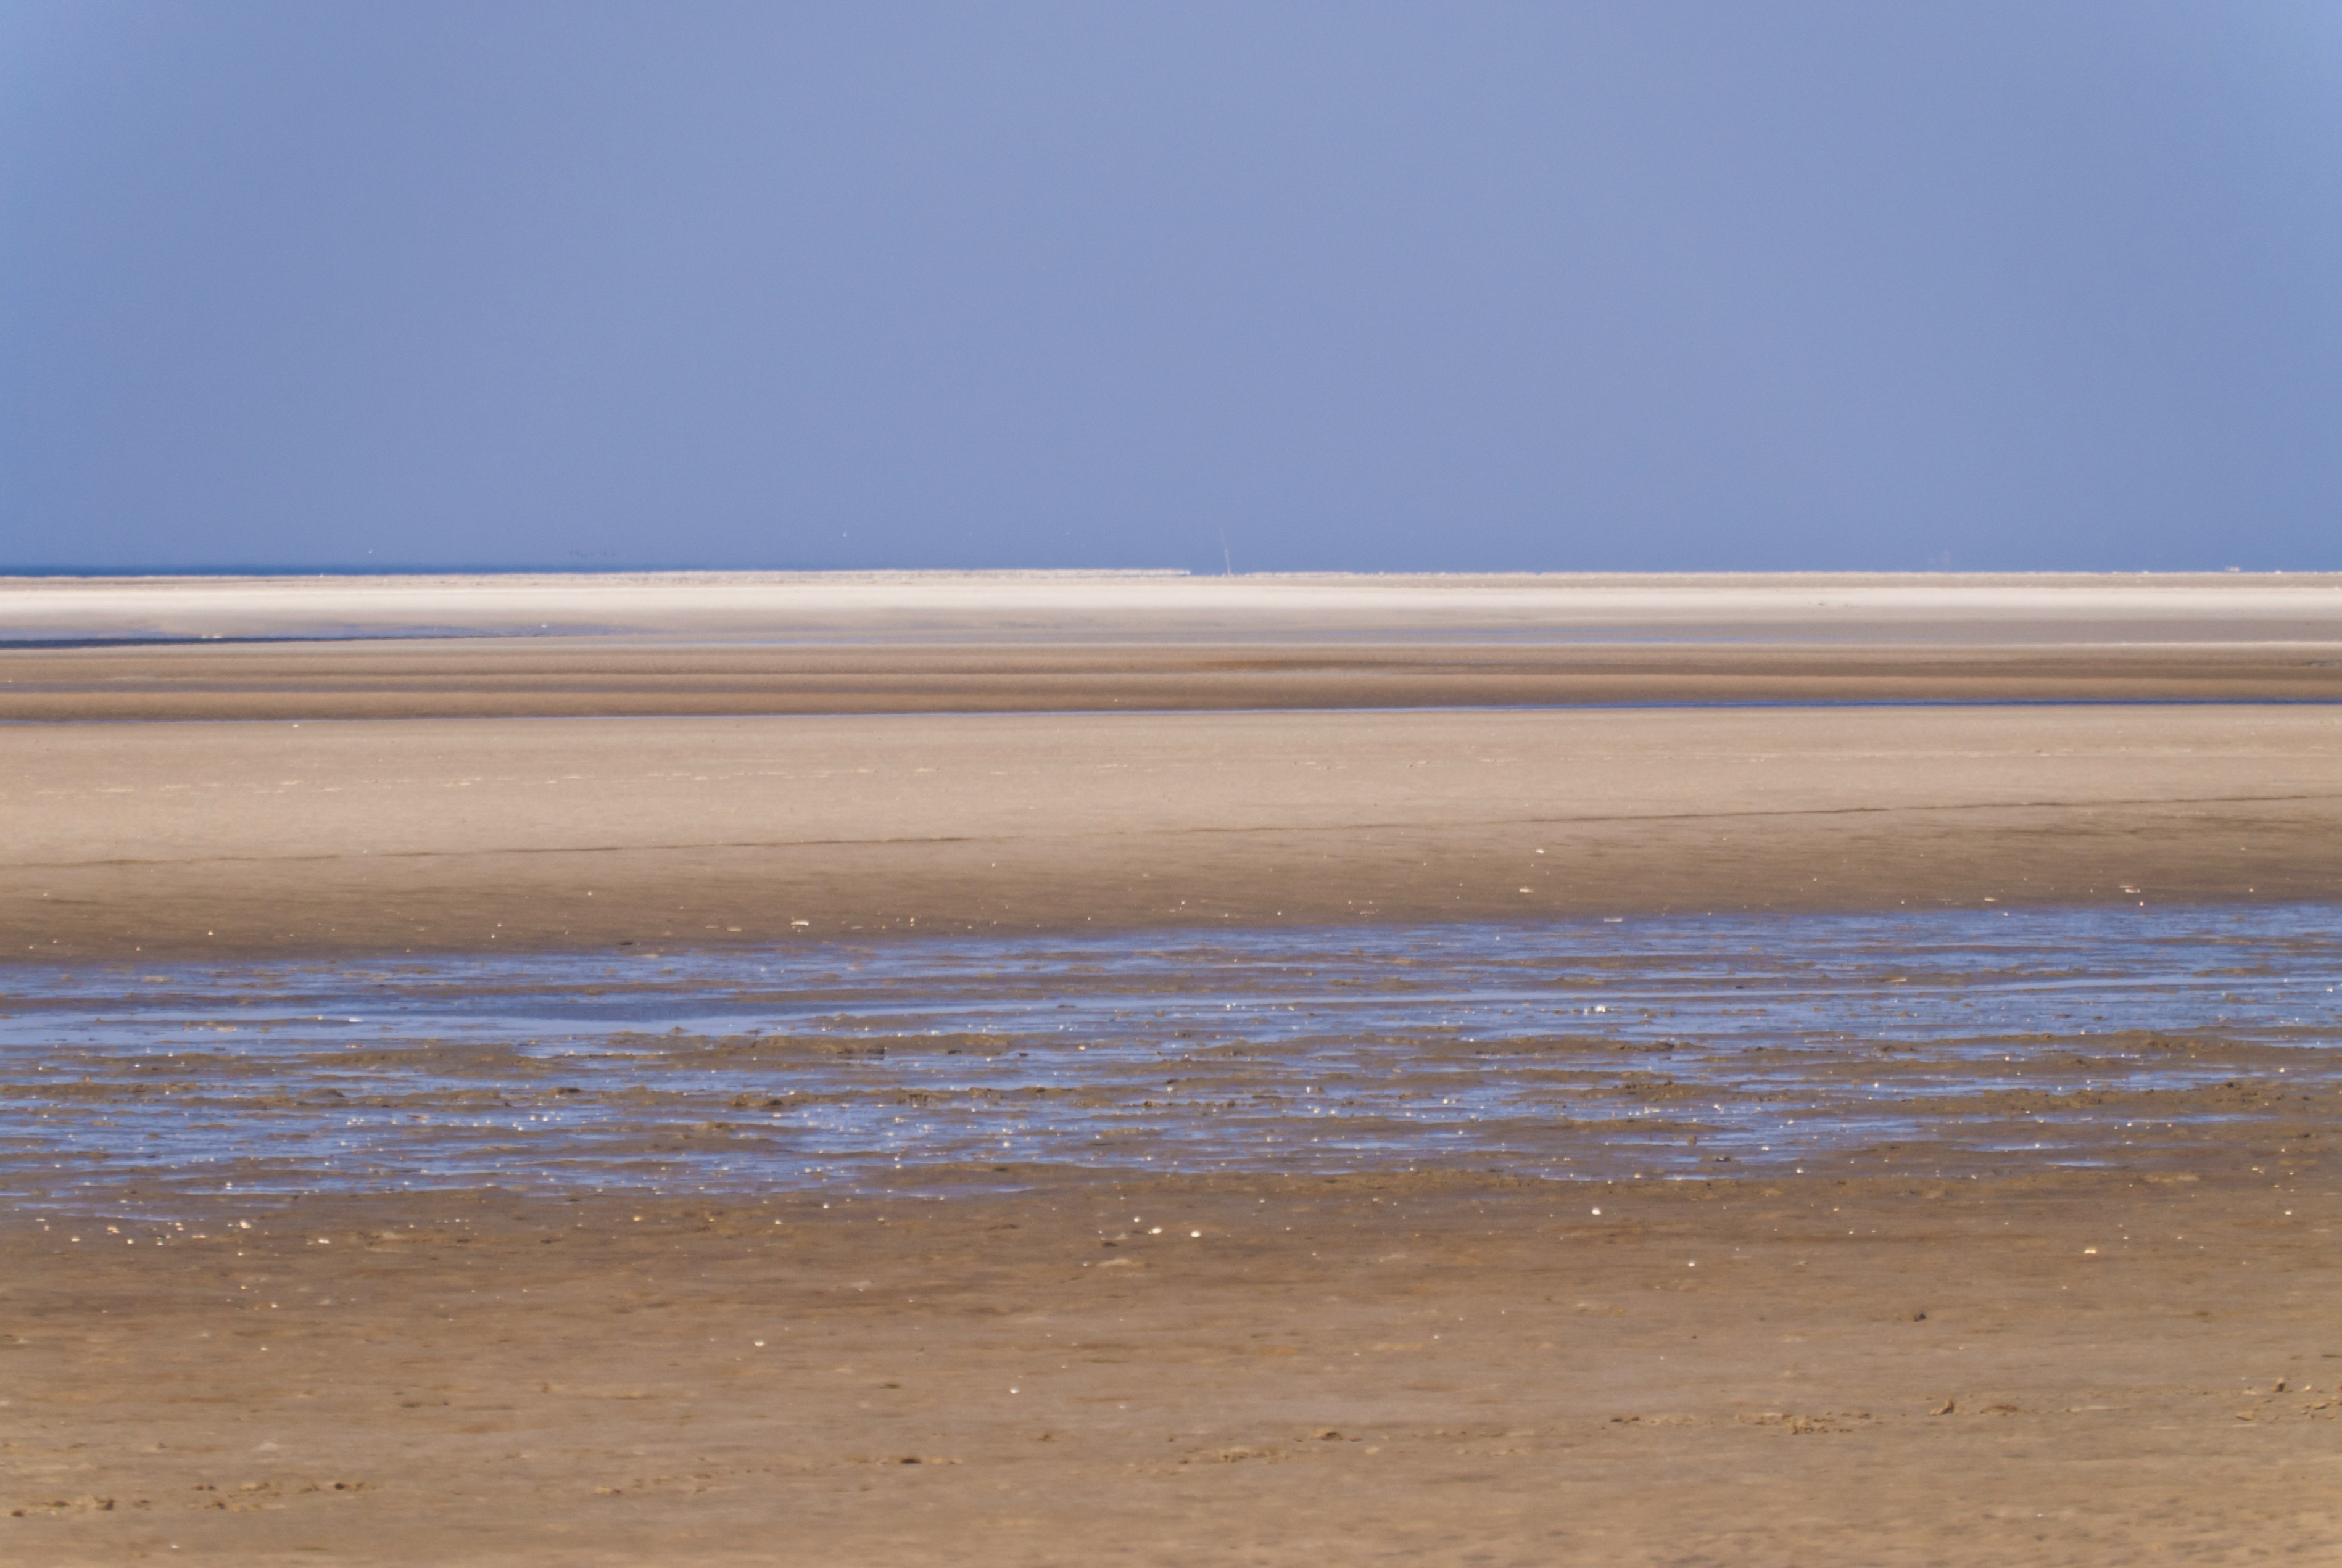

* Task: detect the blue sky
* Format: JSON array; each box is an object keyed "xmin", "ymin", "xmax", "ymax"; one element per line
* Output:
[{"xmin": 4, "ymin": 2, "xmax": 2339, "ymax": 572}]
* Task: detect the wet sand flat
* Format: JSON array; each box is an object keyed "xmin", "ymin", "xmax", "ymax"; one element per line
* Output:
[
  {"xmin": 5, "ymin": 910, "xmax": 2336, "ymax": 1207},
  {"xmin": 6, "ymin": 574, "xmax": 2342, "ymax": 1564}
]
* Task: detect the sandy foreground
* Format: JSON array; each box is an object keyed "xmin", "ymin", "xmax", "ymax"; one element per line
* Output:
[
  {"xmin": 6, "ymin": 1166, "xmax": 2339, "ymax": 1568},
  {"xmin": 5, "ymin": 575, "xmax": 2341, "ymax": 1564}
]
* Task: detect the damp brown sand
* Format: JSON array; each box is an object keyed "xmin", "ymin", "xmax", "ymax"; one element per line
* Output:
[
  {"xmin": 11, "ymin": 637, "xmax": 2342, "ymax": 724},
  {"xmin": 6, "ymin": 1164, "xmax": 2339, "ymax": 1566}
]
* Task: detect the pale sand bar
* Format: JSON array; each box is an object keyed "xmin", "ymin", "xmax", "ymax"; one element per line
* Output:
[
  {"xmin": 7, "ymin": 704, "xmax": 2341, "ymax": 960},
  {"xmin": 8, "ymin": 569, "xmax": 2342, "ymax": 646}
]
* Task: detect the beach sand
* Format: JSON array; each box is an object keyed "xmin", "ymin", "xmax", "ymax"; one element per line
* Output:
[
  {"xmin": 7, "ymin": 703, "xmax": 2339, "ymax": 960},
  {"xmin": 8, "ymin": 1169, "xmax": 2338, "ymax": 1566},
  {"xmin": 5, "ymin": 574, "xmax": 2340, "ymax": 1563}
]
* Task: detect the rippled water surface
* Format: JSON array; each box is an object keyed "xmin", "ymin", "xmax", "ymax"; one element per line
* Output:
[{"xmin": 4, "ymin": 907, "xmax": 2338, "ymax": 1210}]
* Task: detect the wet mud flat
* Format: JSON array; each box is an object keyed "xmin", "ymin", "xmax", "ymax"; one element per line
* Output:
[
  {"xmin": 6, "ymin": 908, "xmax": 2341, "ymax": 1566},
  {"xmin": 3, "ymin": 908, "xmax": 2338, "ymax": 1207}
]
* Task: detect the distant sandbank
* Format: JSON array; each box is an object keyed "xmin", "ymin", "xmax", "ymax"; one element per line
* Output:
[{"xmin": 5, "ymin": 573, "xmax": 2339, "ymax": 960}]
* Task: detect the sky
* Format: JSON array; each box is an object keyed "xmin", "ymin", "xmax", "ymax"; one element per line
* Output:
[{"xmin": 4, "ymin": 2, "xmax": 2340, "ymax": 574}]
